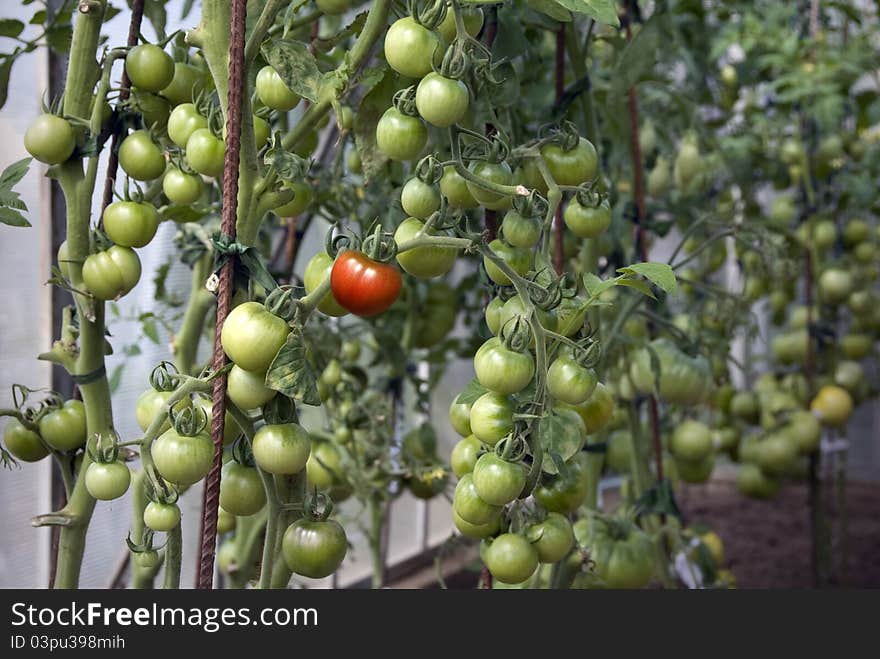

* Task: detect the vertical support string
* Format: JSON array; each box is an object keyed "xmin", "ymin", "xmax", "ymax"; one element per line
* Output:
[{"xmin": 195, "ymin": 0, "xmax": 248, "ymax": 590}]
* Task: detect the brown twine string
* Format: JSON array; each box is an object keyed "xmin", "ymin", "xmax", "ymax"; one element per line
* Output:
[
  {"xmin": 195, "ymin": 0, "xmax": 248, "ymax": 590},
  {"xmin": 100, "ymin": 0, "xmax": 145, "ymax": 216}
]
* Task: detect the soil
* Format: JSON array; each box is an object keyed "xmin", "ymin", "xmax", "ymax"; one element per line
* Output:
[{"xmin": 678, "ymin": 476, "xmax": 880, "ymax": 588}]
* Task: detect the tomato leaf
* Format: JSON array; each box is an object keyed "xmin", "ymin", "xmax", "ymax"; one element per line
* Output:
[
  {"xmin": 617, "ymin": 261, "xmax": 677, "ymax": 294},
  {"xmin": 552, "ymin": 0, "xmax": 620, "ymax": 27},
  {"xmin": 0, "ymin": 157, "xmax": 32, "ymax": 227},
  {"xmin": 0, "ymin": 54, "xmax": 13, "ymax": 110},
  {"xmin": 582, "ymin": 272, "xmax": 619, "ymax": 299},
  {"xmin": 635, "ymin": 478, "xmax": 681, "ymax": 519},
  {"xmin": 456, "ymin": 378, "xmax": 489, "ymax": 406},
  {"xmin": 526, "ymin": 0, "xmax": 572, "ymax": 22},
  {"xmin": 353, "ymin": 67, "xmax": 395, "ymax": 182},
  {"xmin": 140, "ymin": 0, "xmax": 168, "ymax": 41},
  {"xmin": 609, "ymin": 13, "xmax": 663, "ymax": 99},
  {"xmin": 266, "ymin": 326, "xmax": 321, "ymax": 406},
  {"xmin": 616, "ymin": 276, "xmax": 656, "ymax": 299},
  {"xmin": 538, "ymin": 412, "xmax": 584, "ymax": 474},
  {"xmin": 0, "ymin": 19, "xmax": 25, "ymax": 38},
  {"xmin": 262, "ymin": 39, "xmax": 321, "ymax": 103}
]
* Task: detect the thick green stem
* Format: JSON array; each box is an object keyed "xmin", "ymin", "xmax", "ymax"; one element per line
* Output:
[
  {"xmin": 368, "ymin": 495, "xmax": 385, "ymax": 589},
  {"xmin": 229, "ymin": 510, "xmax": 268, "ymax": 588},
  {"xmin": 130, "ymin": 470, "xmax": 161, "ymax": 589},
  {"xmin": 163, "ymin": 526, "xmax": 182, "ymax": 589},
  {"xmin": 172, "ymin": 254, "xmax": 216, "ymax": 374}
]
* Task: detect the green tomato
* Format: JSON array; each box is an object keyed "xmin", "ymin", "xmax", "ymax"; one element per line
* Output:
[
  {"xmin": 437, "ymin": 5, "xmax": 484, "ymax": 42},
  {"xmin": 440, "ymin": 166, "xmax": 479, "ymax": 208},
  {"xmin": 252, "ymin": 423, "xmax": 311, "ymax": 475},
  {"xmin": 415, "ymin": 72, "xmax": 469, "ymax": 128},
  {"xmin": 452, "ymin": 508, "xmax": 499, "ymax": 539},
  {"xmin": 185, "ymin": 128, "xmax": 226, "ymax": 178},
  {"xmin": 675, "ymin": 453, "xmax": 715, "ymax": 484},
  {"xmin": 167, "ymin": 103, "xmax": 209, "ymax": 148},
  {"xmin": 306, "ymin": 441, "xmax": 346, "ymax": 491},
  {"xmin": 119, "ymin": 130, "xmax": 166, "ymax": 181},
  {"xmin": 501, "ymin": 210, "xmax": 541, "ymax": 248},
  {"xmin": 383, "ymin": 17, "xmax": 440, "ymax": 78},
  {"xmin": 563, "ymin": 198, "xmax": 611, "ymax": 239},
  {"xmin": 303, "ymin": 251, "xmax": 348, "ymax": 317},
  {"xmin": 473, "ymin": 337, "xmax": 535, "ymax": 395},
  {"xmin": 3, "ymin": 419, "xmax": 48, "ymax": 462},
  {"xmin": 540, "ymin": 138, "xmax": 599, "ymax": 186},
  {"xmin": 484, "ymin": 533, "xmax": 539, "ymax": 585},
  {"xmin": 38, "ymin": 400, "xmax": 87, "ymax": 451},
  {"xmin": 125, "ymin": 44, "xmax": 175, "ymax": 92},
  {"xmin": 160, "ymin": 62, "xmax": 208, "ymax": 106},
  {"xmin": 143, "ymin": 501, "xmax": 181, "ymax": 532},
  {"xmin": 468, "ymin": 392, "xmax": 514, "ymax": 446},
  {"xmin": 85, "ymin": 461, "xmax": 131, "ymax": 500},
  {"xmin": 546, "ymin": 355, "xmax": 597, "ymax": 405},
  {"xmin": 586, "ymin": 517, "xmax": 655, "ymax": 588},
  {"xmin": 530, "ymin": 513, "xmax": 575, "ymax": 564},
  {"xmin": 400, "ymin": 177, "xmax": 441, "ymax": 219},
  {"xmin": 451, "ymin": 434, "xmax": 482, "ymax": 478},
  {"xmin": 256, "ymin": 66, "xmax": 300, "ymax": 112},
  {"xmin": 569, "ymin": 382, "xmax": 614, "ymax": 433},
  {"xmin": 394, "ymin": 217, "xmax": 458, "ymax": 278},
  {"xmin": 282, "ymin": 518, "xmax": 347, "ymax": 579},
  {"xmin": 273, "ymin": 181, "xmax": 312, "ymax": 217},
  {"xmin": 152, "ymin": 427, "xmax": 214, "ymax": 487},
  {"xmin": 485, "ymin": 296, "xmax": 504, "ymax": 335},
  {"xmin": 818, "ymin": 268, "xmax": 853, "ymax": 305},
  {"xmin": 162, "ymin": 167, "xmax": 204, "ymax": 206},
  {"xmin": 533, "ymin": 453, "xmax": 593, "ymax": 513},
  {"xmin": 217, "ymin": 507, "xmax": 236, "ymax": 535},
  {"xmin": 82, "ymin": 246, "xmax": 141, "ymax": 300},
  {"xmin": 221, "ymin": 301, "xmax": 290, "ymax": 373},
  {"xmin": 24, "ymin": 114, "xmax": 76, "ymax": 165},
  {"xmin": 449, "ymin": 394, "xmax": 473, "ymax": 437},
  {"xmin": 103, "ymin": 200, "xmax": 159, "ymax": 248},
  {"xmin": 755, "ymin": 433, "xmax": 798, "ymax": 477},
  {"xmin": 376, "ymin": 108, "xmax": 427, "ymax": 161},
  {"xmin": 466, "ymin": 161, "xmax": 513, "ymax": 210},
  {"xmin": 483, "ymin": 239, "xmax": 531, "ymax": 286},
  {"xmin": 671, "ymin": 420, "xmax": 713, "ymax": 462},
  {"xmin": 453, "ymin": 473, "xmax": 502, "ymax": 525},
  {"xmin": 471, "ymin": 453, "xmax": 525, "ymax": 506},
  {"xmin": 226, "ymin": 365, "xmax": 277, "ymax": 411},
  {"xmin": 219, "ymin": 461, "xmax": 266, "ymax": 516},
  {"xmin": 736, "ymin": 463, "xmax": 780, "ymax": 499}
]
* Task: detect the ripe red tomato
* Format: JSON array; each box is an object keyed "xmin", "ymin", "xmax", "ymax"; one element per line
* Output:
[{"xmin": 330, "ymin": 251, "xmax": 402, "ymax": 317}]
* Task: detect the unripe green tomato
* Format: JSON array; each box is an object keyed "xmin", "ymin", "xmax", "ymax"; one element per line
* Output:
[
  {"xmin": 24, "ymin": 114, "xmax": 76, "ymax": 165},
  {"xmin": 85, "ymin": 460, "xmax": 131, "ymax": 500},
  {"xmin": 451, "ymin": 434, "xmax": 482, "ymax": 477},
  {"xmin": 394, "ymin": 217, "xmax": 458, "ymax": 278},
  {"xmin": 303, "ymin": 251, "xmax": 348, "ymax": 317},
  {"xmin": 125, "ymin": 44, "xmax": 175, "ymax": 92},
  {"xmin": 273, "ymin": 181, "xmax": 313, "ymax": 217},
  {"xmin": 160, "ymin": 62, "xmax": 208, "ymax": 106},
  {"xmin": 466, "ymin": 161, "xmax": 513, "ymax": 211},
  {"xmin": 3, "ymin": 419, "xmax": 49, "ymax": 462},
  {"xmin": 483, "ymin": 239, "xmax": 531, "ymax": 285},
  {"xmin": 449, "ymin": 395, "xmax": 473, "ymax": 437},
  {"xmin": 226, "ymin": 365, "xmax": 277, "ymax": 410},
  {"xmin": 219, "ymin": 461, "xmax": 267, "ymax": 517},
  {"xmin": 500, "ymin": 210, "xmax": 541, "ymax": 248},
  {"xmin": 217, "ymin": 508, "xmax": 236, "ymax": 534},
  {"xmin": 163, "ymin": 168, "xmax": 204, "ymax": 206},
  {"xmin": 256, "ymin": 66, "xmax": 300, "ymax": 112},
  {"xmin": 485, "ymin": 296, "xmax": 504, "ymax": 335},
  {"xmin": 38, "ymin": 400, "xmax": 87, "ymax": 451},
  {"xmin": 440, "ymin": 166, "xmax": 479, "ymax": 208},
  {"xmin": 119, "ymin": 130, "xmax": 166, "ymax": 181},
  {"xmin": 143, "ymin": 501, "xmax": 181, "ymax": 532},
  {"xmin": 437, "ymin": 5, "xmax": 484, "ymax": 42},
  {"xmin": 400, "ymin": 178, "xmax": 441, "ymax": 219}
]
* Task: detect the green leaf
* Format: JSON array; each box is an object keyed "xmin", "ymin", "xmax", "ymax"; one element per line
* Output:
[
  {"xmin": 0, "ymin": 19, "xmax": 25, "ymax": 38},
  {"xmin": 0, "ymin": 157, "xmax": 31, "ymax": 227},
  {"xmin": 29, "ymin": 10, "xmax": 46, "ymax": 25},
  {"xmin": 140, "ymin": 315, "xmax": 160, "ymax": 344},
  {"xmin": 527, "ymin": 0, "xmax": 572, "ymax": 22},
  {"xmin": 261, "ymin": 39, "xmax": 321, "ymax": 103},
  {"xmin": 265, "ymin": 326, "xmax": 321, "ymax": 406},
  {"xmin": 456, "ymin": 378, "xmax": 489, "ymax": 405},
  {"xmin": 616, "ymin": 276, "xmax": 656, "ymax": 299},
  {"xmin": 108, "ymin": 364, "xmax": 125, "ymax": 393},
  {"xmin": 582, "ymin": 272, "xmax": 619, "ymax": 298},
  {"xmin": 617, "ymin": 261, "xmax": 678, "ymax": 294},
  {"xmin": 609, "ymin": 15, "xmax": 661, "ymax": 99},
  {"xmin": 353, "ymin": 67, "xmax": 396, "ymax": 182},
  {"xmin": 539, "ymin": 412, "xmax": 585, "ymax": 474},
  {"xmin": 142, "ymin": 0, "xmax": 167, "ymax": 40},
  {"xmin": 0, "ymin": 207, "xmax": 30, "ymax": 227},
  {"xmin": 635, "ymin": 478, "xmax": 681, "ymax": 518},
  {"xmin": 552, "ymin": 0, "xmax": 620, "ymax": 26},
  {"xmin": 160, "ymin": 204, "xmax": 210, "ymax": 224},
  {"xmin": 0, "ymin": 55, "xmax": 13, "ymax": 109}
]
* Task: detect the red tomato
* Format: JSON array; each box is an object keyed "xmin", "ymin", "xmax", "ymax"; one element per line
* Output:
[{"xmin": 329, "ymin": 251, "xmax": 402, "ymax": 317}]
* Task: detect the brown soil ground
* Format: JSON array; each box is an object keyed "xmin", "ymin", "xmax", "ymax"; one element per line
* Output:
[{"xmin": 677, "ymin": 476, "xmax": 880, "ymax": 588}]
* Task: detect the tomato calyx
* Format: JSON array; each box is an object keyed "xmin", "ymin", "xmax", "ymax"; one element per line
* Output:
[
  {"xmin": 414, "ymin": 154, "xmax": 444, "ymax": 185},
  {"xmin": 149, "ymin": 360, "xmax": 182, "ymax": 393},
  {"xmin": 263, "ymin": 285, "xmax": 299, "ymax": 323},
  {"xmin": 169, "ymin": 404, "xmax": 208, "ymax": 438},
  {"xmin": 545, "ymin": 119, "xmax": 584, "ymax": 153},
  {"xmin": 498, "ymin": 314, "xmax": 532, "ymax": 354},
  {"xmin": 392, "ymin": 85, "xmax": 420, "ymax": 117},
  {"xmin": 409, "ymin": 0, "xmax": 447, "ymax": 29},
  {"xmin": 512, "ymin": 189, "xmax": 548, "ymax": 219},
  {"xmin": 439, "ymin": 37, "xmax": 469, "ymax": 79}
]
